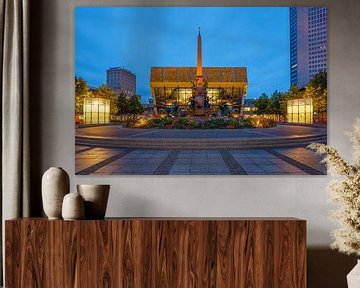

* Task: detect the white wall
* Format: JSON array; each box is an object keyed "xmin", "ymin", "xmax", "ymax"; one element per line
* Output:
[{"xmin": 33, "ymin": 0, "xmax": 360, "ymax": 248}]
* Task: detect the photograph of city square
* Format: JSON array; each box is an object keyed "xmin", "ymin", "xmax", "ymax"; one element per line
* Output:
[{"xmin": 75, "ymin": 7, "xmax": 327, "ymax": 175}]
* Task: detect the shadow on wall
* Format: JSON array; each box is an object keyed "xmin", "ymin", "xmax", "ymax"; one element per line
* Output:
[
  {"xmin": 308, "ymin": 248, "xmax": 357, "ymax": 288},
  {"xmin": 29, "ymin": 0, "xmax": 46, "ymax": 216}
]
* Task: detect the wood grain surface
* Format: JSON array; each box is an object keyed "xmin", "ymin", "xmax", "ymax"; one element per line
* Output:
[{"xmin": 5, "ymin": 218, "xmax": 306, "ymax": 288}]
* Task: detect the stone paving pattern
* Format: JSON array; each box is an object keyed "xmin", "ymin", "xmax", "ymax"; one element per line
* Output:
[
  {"xmin": 75, "ymin": 125, "xmax": 327, "ymax": 175},
  {"xmin": 76, "ymin": 125, "xmax": 326, "ymax": 140},
  {"xmin": 75, "ymin": 145, "xmax": 327, "ymax": 175}
]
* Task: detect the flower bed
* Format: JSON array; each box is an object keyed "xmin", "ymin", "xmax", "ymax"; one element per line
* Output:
[{"xmin": 124, "ymin": 116, "xmax": 276, "ymax": 129}]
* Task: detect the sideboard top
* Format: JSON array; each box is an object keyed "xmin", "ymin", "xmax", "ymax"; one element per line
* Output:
[{"xmin": 6, "ymin": 217, "xmax": 305, "ymax": 222}]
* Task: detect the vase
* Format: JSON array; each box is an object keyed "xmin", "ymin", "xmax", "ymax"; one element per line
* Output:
[
  {"xmin": 42, "ymin": 167, "xmax": 70, "ymax": 219},
  {"xmin": 77, "ymin": 184, "xmax": 110, "ymax": 219},
  {"xmin": 347, "ymin": 259, "xmax": 360, "ymax": 288},
  {"xmin": 62, "ymin": 192, "xmax": 85, "ymax": 220}
]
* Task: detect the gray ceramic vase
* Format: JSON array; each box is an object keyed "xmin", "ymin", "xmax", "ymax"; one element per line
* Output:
[
  {"xmin": 62, "ymin": 192, "xmax": 85, "ymax": 220},
  {"xmin": 77, "ymin": 184, "xmax": 110, "ymax": 219},
  {"xmin": 42, "ymin": 167, "xmax": 70, "ymax": 219}
]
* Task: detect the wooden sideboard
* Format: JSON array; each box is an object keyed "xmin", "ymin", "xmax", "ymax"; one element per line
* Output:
[{"xmin": 5, "ymin": 218, "xmax": 306, "ymax": 288}]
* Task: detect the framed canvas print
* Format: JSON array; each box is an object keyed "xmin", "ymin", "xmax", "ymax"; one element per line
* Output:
[{"xmin": 75, "ymin": 6, "xmax": 327, "ymax": 175}]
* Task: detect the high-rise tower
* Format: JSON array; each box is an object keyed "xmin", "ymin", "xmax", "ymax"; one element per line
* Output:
[
  {"xmin": 106, "ymin": 67, "xmax": 136, "ymax": 97},
  {"xmin": 290, "ymin": 7, "xmax": 327, "ymax": 88}
]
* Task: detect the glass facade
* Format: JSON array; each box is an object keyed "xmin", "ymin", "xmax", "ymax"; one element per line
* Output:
[
  {"xmin": 290, "ymin": 7, "xmax": 327, "ymax": 88},
  {"xmin": 106, "ymin": 67, "xmax": 136, "ymax": 97},
  {"xmin": 287, "ymin": 98, "xmax": 313, "ymax": 124},
  {"xmin": 308, "ymin": 7, "xmax": 327, "ymax": 79},
  {"xmin": 153, "ymin": 86, "xmax": 245, "ymax": 113},
  {"xmin": 83, "ymin": 97, "xmax": 110, "ymax": 124},
  {"xmin": 290, "ymin": 7, "xmax": 298, "ymax": 86},
  {"xmin": 151, "ymin": 67, "xmax": 247, "ymax": 115}
]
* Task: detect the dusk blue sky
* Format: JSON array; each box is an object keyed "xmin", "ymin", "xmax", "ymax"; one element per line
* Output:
[{"xmin": 75, "ymin": 7, "xmax": 290, "ymax": 103}]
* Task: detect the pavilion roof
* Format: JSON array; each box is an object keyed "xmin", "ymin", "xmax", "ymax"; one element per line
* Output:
[{"xmin": 150, "ymin": 67, "xmax": 247, "ymax": 84}]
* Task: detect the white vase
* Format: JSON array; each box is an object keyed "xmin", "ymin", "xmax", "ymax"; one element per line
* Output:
[
  {"xmin": 77, "ymin": 184, "xmax": 110, "ymax": 219},
  {"xmin": 62, "ymin": 192, "xmax": 85, "ymax": 220},
  {"xmin": 347, "ymin": 260, "xmax": 360, "ymax": 288},
  {"xmin": 42, "ymin": 167, "xmax": 70, "ymax": 219}
]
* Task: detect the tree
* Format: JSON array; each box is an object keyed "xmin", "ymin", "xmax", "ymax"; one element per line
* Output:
[
  {"xmin": 305, "ymin": 71, "xmax": 327, "ymax": 119},
  {"xmin": 128, "ymin": 95, "xmax": 144, "ymax": 118},
  {"xmin": 309, "ymin": 71, "xmax": 327, "ymax": 91},
  {"xmin": 94, "ymin": 84, "xmax": 118, "ymax": 114},
  {"xmin": 279, "ymin": 91, "xmax": 290, "ymax": 118},
  {"xmin": 75, "ymin": 77, "xmax": 92, "ymax": 114},
  {"xmin": 267, "ymin": 90, "xmax": 281, "ymax": 114},
  {"xmin": 254, "ymin": 93, "xmax": 270, "ymax": 115},
  {"xmin": 267, "ymin": 90, "xmax": 288, "ymax": 121},
  {"xmin": 288, "ymin": 85, "xmax": 304, "ymax": 100},
  {"xmin": 116, "ymin": 92, "xmax": 129, "ymax": 121}
]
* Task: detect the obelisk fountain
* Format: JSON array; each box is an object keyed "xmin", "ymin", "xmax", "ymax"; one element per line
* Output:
[{"xmin": 191, "ymin": 27, "xmax": 209, "ymax": 116}]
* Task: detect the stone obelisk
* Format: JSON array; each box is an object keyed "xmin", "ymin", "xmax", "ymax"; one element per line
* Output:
[
  {"xmin": 193, "ymin": 27, "xmax": 207, "ymax": 116},
  {"xmin": 195, "ymin": 27, "xmax": 204, "ymax": 86}
]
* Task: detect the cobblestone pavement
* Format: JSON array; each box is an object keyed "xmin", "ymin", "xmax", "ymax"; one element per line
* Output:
[{"xmin": 75, "ymin": 145, "xmax": 327, "ymax": 175}]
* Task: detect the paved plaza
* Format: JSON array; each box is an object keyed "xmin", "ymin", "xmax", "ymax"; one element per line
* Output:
[{"xmin": 75, "ymin": 124, "xmax": 327, "ymax": 175}]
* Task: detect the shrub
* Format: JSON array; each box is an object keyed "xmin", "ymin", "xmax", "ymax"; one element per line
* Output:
[
  {"xmin": 127, "ymin": 116, "xmax": 277, "ymax": 129},
  {"xmin": 248, "ymin": 116, "xmax": 276, "ymax": 128}
]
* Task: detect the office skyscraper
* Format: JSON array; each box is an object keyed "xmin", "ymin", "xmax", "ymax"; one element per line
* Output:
[
  {"xmin": 106, "ymin": 67, "xmax": 136, "ymax": 97},
  {"xmin": 290, "ymin": 7, "xmax": 327, "ymax": 88}
]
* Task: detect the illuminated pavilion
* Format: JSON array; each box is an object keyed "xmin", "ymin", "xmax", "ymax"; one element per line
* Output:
[{"xmin": 150, "ymin": 29, "xmax": 248, "ymax": 115}]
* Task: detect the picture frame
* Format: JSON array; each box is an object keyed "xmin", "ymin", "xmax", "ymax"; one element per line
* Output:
[{"xmin": 75, "ymin": 6, "xmax": 327, "ymax": 175}]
